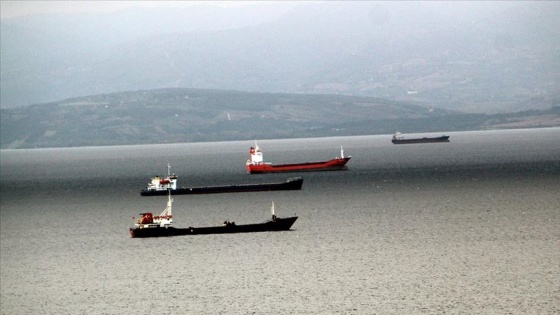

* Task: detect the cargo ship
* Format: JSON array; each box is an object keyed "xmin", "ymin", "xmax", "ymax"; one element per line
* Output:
[
  {"xmin": 246, "ymin": 144, "xmax": 351, "ymax": 174},
  {"xmin": 129, "ymin": 194, "xmax": 297, "ymax": 238},
  {"xmin": 141, "ymin": 165, "xmax": 303, "ymax": 196},
  {"xmin": 391, "ymin": 132, "xmax": 450, "ymax": 144}
]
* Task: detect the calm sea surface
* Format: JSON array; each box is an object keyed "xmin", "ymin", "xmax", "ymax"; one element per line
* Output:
[{"xmin": 1, "ymin": 129, "xmax": 559, "ymax": 314}]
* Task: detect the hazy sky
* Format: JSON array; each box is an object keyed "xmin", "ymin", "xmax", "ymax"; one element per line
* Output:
[{"xmin": 0, "ymin": 1, "xmax": 264, "ymax": 19}]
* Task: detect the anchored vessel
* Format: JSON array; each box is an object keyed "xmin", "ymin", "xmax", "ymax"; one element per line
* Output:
[
  {"xmin": 129, "ymin": 195, "xmax": 298, "ymax": 238},
  {"xmin": 141, "ymin": 165, "xmax": 303, "ymax": 196},
  {"xmin": 246, "ymin": 144, "xmax": 351, "ymax": 174},
  {"xmin": 391, "ymin": 132, "xmax": 450, "ymax": 144}
]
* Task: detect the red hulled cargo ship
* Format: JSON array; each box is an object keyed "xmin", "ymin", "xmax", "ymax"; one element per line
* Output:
[{"xmin": 245, "ymin": 144, "xmax": 351, "ymax": 174}]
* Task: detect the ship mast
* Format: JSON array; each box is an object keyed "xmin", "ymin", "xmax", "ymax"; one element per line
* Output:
[
  {"xmin": 340, "ymin": 146, "xmax": 344, "ymax": 159},
  {"xmin": 159, "ymin": 190, "xmax": 173, "ymax": 218},
  {"xmin": 167, "ymin": 191, "xmax": 172, "ymax": 217}
]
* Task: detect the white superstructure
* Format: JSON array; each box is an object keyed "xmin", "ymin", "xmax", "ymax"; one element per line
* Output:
[
  {"xmin": 246, "ymin": 142, "xmax": 264, "ymax": 165},
  {"xmin": 146, "ymin": 164, "xmax": 178, "ymax": 191},
  {"xmin": 135, "ymin": 192, "xmax": 174, "ymax": 229}
]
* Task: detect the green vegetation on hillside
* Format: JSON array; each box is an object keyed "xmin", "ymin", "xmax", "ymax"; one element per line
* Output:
[{"xmin": 1, "ymin": 89, "xmax": 558, "ymax": 149}]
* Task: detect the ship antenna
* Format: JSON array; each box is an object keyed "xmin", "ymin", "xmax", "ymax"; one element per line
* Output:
[
  {"xmin": 167, "ymin": 163, "xmax": 171, "ymax": 177},
  {"xmin": 271, "ymin": 201, "xmax": 275, "ymax": 219}
]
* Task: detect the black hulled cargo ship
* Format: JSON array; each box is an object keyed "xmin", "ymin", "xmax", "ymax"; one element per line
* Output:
[
  {"xmin": 391, "ymin": 132, "xmax": 450, "ymax": 144},
  {"xmin": 140, "ymin": 164, "xmax": 303, "ymax": 196},
  {"xmin": 129, "ymin": 195, "xmax": 297, "ymax": 238}
]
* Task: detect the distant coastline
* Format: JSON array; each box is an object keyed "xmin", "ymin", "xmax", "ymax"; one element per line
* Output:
[{"xmin": 1, "ymin": 89, "xmax": 558, "ymax": 149}]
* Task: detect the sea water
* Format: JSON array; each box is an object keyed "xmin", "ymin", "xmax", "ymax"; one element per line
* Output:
[{"xmin": 1, "ymin": 128, "xmax": 559, "ymax": 314}]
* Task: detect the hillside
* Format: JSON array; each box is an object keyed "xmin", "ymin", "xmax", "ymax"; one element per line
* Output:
[{"xmin": 2, "ymin": 88, "xmax": 558, "ymax": 149}]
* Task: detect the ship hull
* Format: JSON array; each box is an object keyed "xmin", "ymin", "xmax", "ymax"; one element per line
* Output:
[
  {"xmin": 392, "ymin": 136, "xmax": 450, "ymax": 144},
  {"xmin": 141, "ymin": 177, "xmax": 303, "ymax": 196},
  {"xmin": 247, "ymin": 157, "xmax": 351, "ymax": 174},
  {"xmin": 130, "ymin": 216, "xmax": 298, "ymax": 238}
]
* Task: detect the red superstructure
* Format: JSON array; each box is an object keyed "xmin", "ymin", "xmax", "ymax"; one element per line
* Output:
[{"xmin": 245, "ymin": 144, "xmax": 351, "ymax": 174}]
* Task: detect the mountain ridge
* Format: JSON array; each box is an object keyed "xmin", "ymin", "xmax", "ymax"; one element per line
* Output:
[{"xmin": 2, "ymin": 2, "xmax": 559, "ymax": 113}]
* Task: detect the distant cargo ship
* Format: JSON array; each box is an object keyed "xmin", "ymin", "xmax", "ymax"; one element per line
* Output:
[
  {"xmin": 245, "ymin": 144, "xmax": 351, "ymax": 174},
  {"xmin": 129, "ymin": 195, "xmax": 297, "ymax": 238},
  {"xmin": 141, "ymin": 164, "xmax": 303, "ymax": 196},
  {"xmin": 391, "ymin": 132, "xmax": 450, "ymax": 144}
]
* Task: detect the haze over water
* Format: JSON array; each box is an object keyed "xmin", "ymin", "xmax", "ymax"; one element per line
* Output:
[{"xmin": 1, "ymin": 128, "xmax": 559, "ymax": 314}]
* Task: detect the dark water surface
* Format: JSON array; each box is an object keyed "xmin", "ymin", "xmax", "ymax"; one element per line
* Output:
[{"xmin": 1, "ymin": 129, "xmax": 559, "ymax": 314}]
